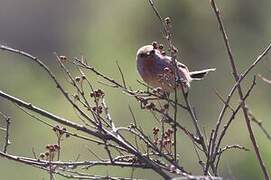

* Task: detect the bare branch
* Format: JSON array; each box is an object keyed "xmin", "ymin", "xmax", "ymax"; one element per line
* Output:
[
  {"xmin": 0, "ymin": 112, "xmax": 11, "ymax": 153},
  {"xmin": 209, "ymin": 1, "xmax": 270, "ymax": 178},
  {"xmin": 116, "ymin": 61, "xmax": 127, "ymax": 89}
]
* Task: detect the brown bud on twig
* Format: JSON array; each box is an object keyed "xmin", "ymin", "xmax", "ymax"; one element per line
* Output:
[
  {"xmin": 81, "ymin": 75, "xmax": 86, "ymax": 80},
  {"xmin": 45, "ymin": 151, "xmax": 50, "ymax": 157},
  {"xmin": 53, "ymin": 144, "xmax": 60, "ymax": 150},
  {"xmin": 73, "ymin": 94, "xmax": 79, "ymax": 101},
  {"xmin": 171, "ymin": 46, "xmax": 178, "ymax": 54},
  {"xmin": 152, "ymin": 41, "xmax": 158, "ymax": 49},
  {"xmin": 159, "ymin": 44, "xmax": 164, "ymax": 50},
  {"xmin": 90, "ymin": 89, "xmax": 105, "ymax": 98},
  {"xmin": 152, "ymin": 127, "xmax": 160, "ymax": 135},
  {"xmin": 92, "ymin": 106, "xmax": 103, "ymax": 114},
  {"xmin": 39, "ymin": 153, "xmax": 45, "ymax": 159},
  {"xmin": 146, "ymin": 102, "xmax": 155, "ymax": 110},
  {"xmin": 59, "ymin": 55, "xmax": 67, "ymax": 63},
  {"xmin": 75, "ymin": 76, "xmax": 81, "ymax": 82},
  {"xmin": 165, "ymin": 17, "xmax": 171, "ymax": 25},
  {"xmin": 129, "ymin": 123, "xmax": 136, "ymax": 129}
]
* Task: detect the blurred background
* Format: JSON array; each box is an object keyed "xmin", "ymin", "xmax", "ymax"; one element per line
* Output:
[{"xmin": 0, "ymin": 0, "xmax": 271, "ymax": 179}]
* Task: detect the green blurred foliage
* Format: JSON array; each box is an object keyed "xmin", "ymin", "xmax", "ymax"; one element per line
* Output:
[{"xmin": 0, "ymin": 0, "xmax": 271, "ymax": 179}]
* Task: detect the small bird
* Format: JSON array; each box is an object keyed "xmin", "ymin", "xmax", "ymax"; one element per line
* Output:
[{"xmin": 136, "ymin": 44, "xmax": 215, "ymax": 92}]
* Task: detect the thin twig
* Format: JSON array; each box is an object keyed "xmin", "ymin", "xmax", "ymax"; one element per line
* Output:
[
  {"xmin": 116, "ymin": 61, "xmax": 127, "ymax": 88},
  {"xmin": 249, "ymin": 112, "xmax": 271, "ymax": 141},
  {"xmin": 258, "ymin": 74, "xmax": 271, "ymax": 84},
  {"xmin": 0, "ymin": 112, "xmax": 11, "ymax": 153},
  {"xmin": 15, "ymin": 104, "xmax": 126, "ymax": 152},
  {"xmin": 216, "ymin": 144, "xmax": 249, "ymax": 155},
  {"xmin": 215, "ymin": 144, "xmax": 249, "ymax": 170},
  {"xmin": 215, "ymin": 76, "xmax": 257, "ymax": 163}
]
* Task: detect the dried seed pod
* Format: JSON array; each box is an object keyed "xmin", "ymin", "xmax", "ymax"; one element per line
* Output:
[
  {"xmin": 75, "ymin": 76, "xmax": 81, "ymax": 82},
  {"xmin": 146, "ymin": 102, "xmax": 155, "ymax": 110},
  {"xmin": 152, "ymin": 41, "xmax": 158, "ymax": 49},
  {"xmin": 165, "ymin": 17, "xmax": 171, "ymax": 24},
  {"xmin": 59, "ymin": 55, "xmax": 67, "ymax": 62},
  {"xmin": 159, "ymin": 44, "xmax": 164, "ymax": 50}
]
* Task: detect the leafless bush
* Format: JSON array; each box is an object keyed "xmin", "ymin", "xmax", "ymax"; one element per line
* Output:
[{"xmin": 0, "ymin": 1, "xmax": 271, "ymax": 180}]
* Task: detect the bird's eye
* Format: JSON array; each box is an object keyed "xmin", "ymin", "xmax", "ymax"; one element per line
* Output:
[{"xmin": 139, "ymin": 53, "xmax": 146, "ymax": 58}]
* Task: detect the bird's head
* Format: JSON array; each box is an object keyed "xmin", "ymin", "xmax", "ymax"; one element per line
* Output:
[{"xmin": 136, "ymin": 45, "xmax": 158, "ymax": 61}]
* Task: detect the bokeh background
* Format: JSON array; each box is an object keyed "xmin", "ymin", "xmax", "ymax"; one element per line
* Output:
[{"xmin": 0, "ymin": 0, "xmax": 271, "ymax": 179}]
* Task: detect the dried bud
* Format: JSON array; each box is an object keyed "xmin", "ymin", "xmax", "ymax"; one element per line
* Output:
[
  {"xmin": 73, "ymin": 94, "xmax": 79, "ymax": 100},
  {"xmin": 98, "ymin": 106, "xmax": 103, "ymax": 114},
  {"xmin": 139, "ymin": 98, "xmax": 148, "ymax": 106},
  {"xmin": 159, "ymin": 44, "xmax": 164, "ymax": 50},
  {"xmin": 129, "ymin": 123, "xmax": 136, "ymax": 129},
  {"xmin": 90, "ymin": 89, "xmax": 105, "ymax": 98},
  {"xmin": 53, "ymin": 144, "xmax": 60, "ymax": 150},
  {"xmin": 97, "ymin": 89, "xmax": 104, "ymax": 95},
  {"xmin": 156, "ymin": 87, "xmax": 163, "ymax": 93},
  {"xmin": 152, "ymin": 41, "xmax": 158, "ymax": 49},
  {"xmin": 81, "ymin": 75, "xmax": 86, "ymax": 80},
  {"xmin": 164, "ymin": 104, "xmax": 169, "ymax": 109},
  {"xmin": 146, "ymin": 102, "xmax": 155, "ymax": 110},
  {"xmin": 163, "ymin": 139, "xmax": 168, "ymax": 145},
  {"xmin": 152, "ymin": 89, "xmax": 157, "ymax": 94},
  {"xmin": 167, "ymin": 128, "xmax": 173, "ymax": 134},
  {"xmin": 152, "ymin": 127, "xmax": 160, "ymax": 135},
  {"xmin": 171, "ymin": 47, "xmax": 178, "ymax": 54},
  {"xmin": 165, "ymin": 17, "xmax": 171, "ymax": 25},
  {"xmin": 53, "ymin": 125, "xmax": 59, "ymax": 132},
  {"xmin": 75, "ymin": 76, "xmax": 81, "ymax": 82},
  {"xmin": 92, "ymin": 106, "xmax": 103, "ymax": 114},
  {"xmin": 92, "ymin": 107, "xmax": 96, "ymax": 112},
  {"xmin": 39, "ymin": 153, "xmax": 45, "ymax": 159},
  {"xmin": 46, "ymin": 144, "xmax": 54, "ymax": 152},
  {"xmin": 161, "ymin": 51, "xmax": 166, "ymax": 56},
  {"xmin": 59, "ymin": 55, "xmax": 67, "ymax": 62}
]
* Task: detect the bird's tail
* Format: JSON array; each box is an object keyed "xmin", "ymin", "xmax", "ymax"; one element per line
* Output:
[{"xmin": 189, "ymin": 68, "xmax": 216, "ymax": 80}]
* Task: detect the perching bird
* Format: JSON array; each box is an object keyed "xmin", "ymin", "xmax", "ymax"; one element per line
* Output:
[{"xmin": 136, "ymin": 44, "xmax": 215, "ymax": 92}]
